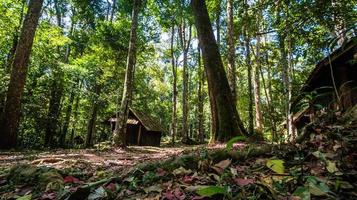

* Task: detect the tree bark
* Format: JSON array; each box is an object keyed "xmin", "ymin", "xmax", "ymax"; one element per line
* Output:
[
  {"xmin": 226, "ymin": 0, "xmax": 236, "ymax": 105},
  {"xmin": 178, "ymin": 22, "xmax": 192, "ymax": 143},
  {"xmin": 113, "ymin": 0, "xmax": 141, "ymax": 147},
  {"xmin": 171, "ymin": 25, "xmax": 177, "ymax": 144},
  {"xmin": 254, "ymin": 9, "xmax": 263, "ymax": 134},
  {"xmin": 191, "ymin": 0, "xmax": 248, "ymax": 142},
  {"xmin": 70, "ymin": 93, "xmax": 80, "ymax": 147},
  {"xmin": 0, "ymin": 0, "xmax": 44, "ymax": 149},
  {"xmin": 44, "ymin": 72, "xmax": 63, "ymax": 147},
  {"xmin": 86, "ymin": 84, "xmax": 101, "ymax": 148},
  {"xmin": 197, "ymin": 43, "xmax": 204, "ymax": 143},
  {"xmin": 244, "ymin": 0, "xmax": 254, "ymax": 135},
  {"xmin": 215, "ymin": 0, "xmax": 221, "ymax": 47}
]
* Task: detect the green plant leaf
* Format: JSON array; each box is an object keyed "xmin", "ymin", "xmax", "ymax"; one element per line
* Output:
[
  {"xmin": 196, "ymin": 186, "xmax": 228, "ymax": 197},
  {"xmin": 266, "ymin": 159, "xmax": 285, "ymax": 174},
  {"xmin": 293, "ymin": 186, "xmax": 310, "ymax": 200},
  {"xmin": 226, "ymin": 136, "xmax": 246, "ymax": 151},
  {"xmin": 16, "ymin": 195, "xmax": 32, "ymax": 200}
]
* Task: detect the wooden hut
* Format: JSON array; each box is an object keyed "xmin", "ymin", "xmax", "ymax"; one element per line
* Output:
[
  {"xmin": 291, "ymin": 37, "xmax": 357, "ymax": 130},
  {"xmin": 108, "ymin": 108, "xmax": 164, "ymax": 146}
]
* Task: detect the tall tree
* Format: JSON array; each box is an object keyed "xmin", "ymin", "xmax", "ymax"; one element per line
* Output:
[
  {"xmin": 0, "ymin": 0, "xmax": 44, "ymax": 149},
  {"xmin": 113, "ymin": 0, "xmax": 141, "ymax": 147},
  {"xmin": 226, "ymin": 0, "xmax": 236, "ymax": 105},
  {"xmin": 170, "ymin": 24, "xmax": 178, "ymax": 144},
  {"xmin": 178, "ymin": 20, "xmax": 192, "ymax": 143},
  {"xmin": 197, "ymin": 43, "xmax": 204, "ymax": 143},
  {"xmin": 253, "ymin": 3, "xmax": 263, "ymax": 134},
  {"xmin": 191, "ymin": 0, "xmax": 248, "ymax": 142},
  {"xmin": 244, "ymin": 0, "xmax": 254, "ymax": 135}
]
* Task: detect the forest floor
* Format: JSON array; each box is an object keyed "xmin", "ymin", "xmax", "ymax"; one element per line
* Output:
[
  {"xmin": 0, "ymin": 144, "xmax": 217, "ymax": 177},
  {"xmin": 0, "ymin": 108, "xmax": 356, "ymax": 200}
]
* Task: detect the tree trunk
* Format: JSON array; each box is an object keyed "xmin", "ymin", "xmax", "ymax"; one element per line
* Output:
[
  {"xmin": 86, "ymin": 84, "xmax": 101, "ymax": 148},
  {"xmin": 244, "ymin": 0, "xmax": 254, "ymax": 135},
  {"xmin": 0, "ymin": 0, "xmax": 44, "ymax": 149},
  {"xmin": 215, "ymin": 0, "xmax": 221, "ymax": 47},
  {"xmin": 178, "ymin": 21, "xmax": 192, "ymax": 143},
  {"xmin": 191, "ymin": 0, "xmax": 248, "ymax": 142},
  {"xmin": 113, "ymin": 0, "xmax": 141, "ymax": 147},
  {"xmin": 60, "ymin": 81, "xmax": 77, "ymax": 147},
  {"xmin": 245, "ymin": 32, "xmax": 254, "ymax": 136},
  {"xmin": 197, "ymin": 43, "xmax": 204, "ymax": 143},
  {"xmin": 171, "ymin": 25, "xmax": 177, "ymax": 144},
  {"xmin": 44, "ymin": 72, "xmax": 63, "ymax": 147},
  {"xmin": 226, "ymin": 0, "xmax": 236, "ymax": 105},
  {"xmin": 70, "ymin": 94, "xmax": 80, "ymax": 147},
  {"xmin": 254, "ymin": 11, "xmax": 263, "ymax": 134}
]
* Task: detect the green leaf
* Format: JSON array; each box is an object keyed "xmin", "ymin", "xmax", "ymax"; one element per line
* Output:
[
  {"xmin": 226, "ymin": 136, "xmax": 246, "ymax": 151},
  {"xmin": 196, "ymin": 186, "xmax": 228, "ymax": 197},
  {"xmin": 16, "ymin": 195, "xmax": 32, "ymax": 200},
  {"xmin": 326, "ymin": 161, "xmax": 340, "ymax": 174},
  {"xmin": 293, "ymin": 186, "xmax": 310, "ymax": 200},
  {"xmin": 306, "ymin": 176, "xmax": 330, "ymax": 196},
  {"xmin": 266, "ymin": 159, "xmax": 285, "ymax": 174}
]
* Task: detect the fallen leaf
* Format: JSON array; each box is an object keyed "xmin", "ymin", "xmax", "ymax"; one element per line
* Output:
[
  {"xmin": 196, "ymin": 186, "xmax": 228, "ymax": 197},
  {"xmin": 212, "ymin": 159, "xmax": 231, "ymax": 174},
  {"xmin": 266, "ymin": 159, "xmax": 285, "ymax": 174},
  {"xmin": 156, "ymin": 168, "xmax": 167, "ymax": 177},
  {"xmin": 63, "ymin": 176, "xmax": 81, "ymax": 184},
  {"xmin": 293, "ymin": 186, "xmax": 310, "ymax": 200},
  {"xmin": 41, "ymin": 192, "xmax": 56, "ymax": 200},
  {"xmin": 88, "ymin": 187, "xmax": 107, "ymax": 200},
  {"xmin": 326, "ymin": 161, "xmax": 339, "ymax": 174},
  {"xmin": 105, "ymin": 183, "xmax": 117, "ymax": 191},
  {"xmin": 144, "ymin": 185, "xmax": 163, "ymax": 193},
  {"xmin": 16, "ymin": 194, "xmax": 32, "ymax": 200},
  {"xmin": 172, "ymin": 167, "xmax": 192, "ymax": 176},
  {"xmin": 234, "ymin": 178, "xmax": 255, "ymax": 186}
]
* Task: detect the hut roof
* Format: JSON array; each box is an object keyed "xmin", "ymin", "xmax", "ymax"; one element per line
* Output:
[
  {"xmin": 301, "ymin": 37, "xmax": 357, "ymax": 93},
  {"xmin": 129, "ymin": 108, "xmax": 164, "ymax": 132},
  {"xmin": 108, "ymin": 108, "xmax": 165, "ymax": 132},
  {"xmin": 291, "ymin": 37, "xmax": 357, "ymax": 109}
]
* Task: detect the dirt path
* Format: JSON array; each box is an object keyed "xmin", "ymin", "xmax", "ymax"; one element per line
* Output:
[{"xmin": 0, "ymin": 145, "xmax": 210, "ymax": 175}]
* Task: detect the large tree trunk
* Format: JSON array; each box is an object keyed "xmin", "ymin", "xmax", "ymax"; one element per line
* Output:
[
  {"xmin": 179, "ymin": 22, "xmax": 191, "ymax": 143},
  {"xmin": 171, "ymin": 25, "xmax": 177, "ymax": 144},
  {"xmin": 197, "ymin": 43, "xmax": 204, "ymax": 143},
  {"xmin": 191, "ymin": 0, "xmax": 248, "ymax": 142},
  {"xmin": 0, "ymin": 0, "xmax": 44, "ymax": 149},
  {"xmin": 113, "ymin": 0, "xmax": 141, "ymax": 147},
  {"xmin": 226, "ymin": 0, "xmax": 236, "ymax": 105}
]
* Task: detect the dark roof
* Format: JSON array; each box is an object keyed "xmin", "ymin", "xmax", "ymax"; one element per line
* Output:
[
  {"xmin": 129, "ymin": 108, "xmax": 164, "ymax": 132},
  {"xmin": 291, "ymin": 37, "xmax": 357, "ymax": 109},
  {"xmin": 301, "ymin": 37, "xmax": 357, "ymax": 92},
  {"xmin": 108, "ymin": 108, "xmax": 164, "ymax": 132}
]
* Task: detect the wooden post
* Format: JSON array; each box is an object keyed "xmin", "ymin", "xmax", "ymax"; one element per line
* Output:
[{"xmin": 137, "ymin": 124, "xmax": 142, "ymax": 145}]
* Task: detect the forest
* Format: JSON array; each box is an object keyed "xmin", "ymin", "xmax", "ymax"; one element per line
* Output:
[{"xmin": 0, "ymin": 0, "xmax": 356, "ymax": 199}]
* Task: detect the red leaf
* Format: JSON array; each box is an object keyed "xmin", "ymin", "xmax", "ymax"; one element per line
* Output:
[
  {"xmin": 192, "ymin": 196, "xmax": 205, "ymax": 200},
  {"xmin": 182, "ymin": 175, "xmax": 194, "ymax": 183},
  {"xmin": 105, "ymin": 182, "xmax": 117, "ymax": 191},
  {"xmin": 163, "ymin": 190, "xmax": 175, "ymax": 200},
  {"xmin": 41, "ymin": 192, "xmax": 56, "ymax": 200},
  {"xmin": 63, "ymin": 176, "xmax": 81, "ymax": 184},
  {"xmin": 156, "ymin": 168, "xmax": 167, "ymax": 177},
  {"xmin": 235, "ymin": 178, "xmax": 255, "ymax": 186}
]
